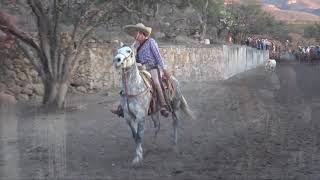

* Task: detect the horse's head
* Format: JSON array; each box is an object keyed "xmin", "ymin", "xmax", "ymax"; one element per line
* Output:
[{"xmin": 113, "ymin": 43, "xmax": 135, "ymax": 70}]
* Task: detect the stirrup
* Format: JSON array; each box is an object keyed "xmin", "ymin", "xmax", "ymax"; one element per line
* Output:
[
  {"xmin": 160, "ymin": 106, "xmax": 169, "ymax": 117},
  {"xmin": 111, "ymin": 105, "xmax": 124, "ymax": 118}
]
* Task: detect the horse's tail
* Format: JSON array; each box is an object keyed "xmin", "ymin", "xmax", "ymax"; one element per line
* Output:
[{"xmin": 180, "ymin": 95, "xmax": 195, "ymax": 120}]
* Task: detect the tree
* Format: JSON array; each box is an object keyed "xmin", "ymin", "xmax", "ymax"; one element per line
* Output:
[
  {"xmin": 224, "ymin": 0, "xmax": 290, "ymax": 43},
  {"xmin": 223, "ymin": 0, "xmax": 289, "ymax": 43},
  {"xmin": 304, "ymin": 23, "xmax": 320, "ymax": 43},
  {"xmin": 205, "ymin": 0, "xmax": 226, "ymax": 39},
  {"xmin": 118, "ymin": 0, "xmax": 159, "ymax": 22},
  {"xmin": 189, "ymin": 0, "xmax": 225, "ymax": 40},
  {"xmin": 190, "ymin": 0, "xmax": 209, "ymax": 40},
  {"xmin": 209, "ymin": 5, "xmax": 233, "ymax": 40},
  {"xmin": 249, "ymin": 11, "xmax": 290, "ymax": 41},
  {"xmin": 224, "ymin": 4, "xmax": 246, "ymax": 43},
  {"xmin": 117, "ymin": 0, "xmax": 193, "ymax": 41},
  {"xmin": 0, "ymin": 0, "xmax": 119, "ymax": 109}
]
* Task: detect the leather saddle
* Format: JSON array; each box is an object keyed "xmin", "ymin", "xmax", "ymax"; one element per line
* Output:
[{"xmin": 138, "ymin": 65, "xmax": 175, "ymax": 115}]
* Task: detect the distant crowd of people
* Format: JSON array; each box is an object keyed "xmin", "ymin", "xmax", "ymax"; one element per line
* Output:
[
  {"xmin": 295, "ymin": 45, "xmax": 320, "ymax": 61},
  {"xmin": 298, "ymin": 46, "xmax": 320, "ymax": 55},
  {"xmin": 243, "ymin": 36, "xmax": 320, "ymax": 61},
  {"xmin": 244, "ymin": 37, "xmax": 284, "ymax": 60},
  {"xmin": 245, "ymin": 37, "xmax": 274, "ymax": 51}
]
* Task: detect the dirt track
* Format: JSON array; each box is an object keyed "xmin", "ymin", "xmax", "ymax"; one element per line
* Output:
[{"xmin": 1, "ymin": 62, "xmax": 320, "ymax": 180}]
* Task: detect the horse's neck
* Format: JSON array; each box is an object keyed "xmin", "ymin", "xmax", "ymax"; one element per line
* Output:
[{"xmin": 122, "ymin": 63, "xmax": 145, "ymax": 90}]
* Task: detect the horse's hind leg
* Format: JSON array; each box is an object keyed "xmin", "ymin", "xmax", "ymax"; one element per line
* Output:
[
  {"xmin": 132, "ymin": 118, "xmax": 145, "ymax": 165},
  {"xmin": 172, "ymin": 111, "xmax": 180, "ymax": 145},
  {"xmin": 151, "ymin": 112, "xmax": 160, "ymax": 140}
]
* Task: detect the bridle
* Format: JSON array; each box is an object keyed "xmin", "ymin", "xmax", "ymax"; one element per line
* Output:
[{"xmin": 117, "ymin": 50, "xmax": 133, "ymax": 70}]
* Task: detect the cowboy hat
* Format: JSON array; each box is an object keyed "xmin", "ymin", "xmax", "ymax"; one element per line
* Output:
[{"xmin": 123, "ymin": 23, "xmax": 152, "ymax": 37}]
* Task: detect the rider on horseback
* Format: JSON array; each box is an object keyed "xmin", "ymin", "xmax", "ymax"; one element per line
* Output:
[{"xmin": 111, "ymin": 23, "xmax": 170, "ymax": 117}]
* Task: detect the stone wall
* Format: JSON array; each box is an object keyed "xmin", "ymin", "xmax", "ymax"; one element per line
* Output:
[
  {"xmin": 0, "ymin": 50, "xmax": 43, "ymax": 102},
  {"xmin": 0, "ymin": 44, "xmax": 268, "ymax": 101},
  {"xmin": 69, "ymin": 43, "xmax": 119, "ymax": 93},
  {"xmin": 160, "ymin": 45, "xmax": 225, "ymax": 81},
  {"xmin": 74, "ymin": 44, "xmax": 269, "ymax": 91},
  {"xmin": 222, "ymin": 45, "xmax": 269, "ymax": 79}
]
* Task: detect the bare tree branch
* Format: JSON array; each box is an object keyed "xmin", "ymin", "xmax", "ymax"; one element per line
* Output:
[
  {"xmin": 57, "ymin": 46, "xmax": 65, "ymax": 79},
  {"xmin": 1, "ymin": 0, "xmax": 122, "ymax": 108},
  {"xmin": 69, "ymin": 45, "xmax": 84, "ymax": 77},
  {"xmin": 68, "ymin": 10, "xmax": 112, "ymax": 78},
  {"xmin": 71, "ymin": 0, "xmax": 92, "ymax": 41},
  {"xmin": 0, "ymin": 24, "xmax": 42, "ymax": 55},
  {"xmin": 119, "ymin": 3, "xmax": 153, "ymax": 17},
  {"xmin": 27, "ymin": 0, "xmax": 54, "ymax": 78},
  {"xmin": 73, "ymin": 5, "xmax": 112, "ymax": 49},
  {"xmin": 51, "ymin": 0, "xmax": 65, "ymax": 78},
  {"xmin": 16, "ymin": 40, "xmax": 43, "ymax": 77}
]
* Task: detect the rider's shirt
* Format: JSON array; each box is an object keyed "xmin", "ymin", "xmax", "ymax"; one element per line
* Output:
[{"xmin": 136, "ymin": 38, "xmax": 165, "ymax": 69}]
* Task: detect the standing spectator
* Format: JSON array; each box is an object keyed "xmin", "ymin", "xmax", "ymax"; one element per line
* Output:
[
  {"xmin": 227, "ymin": 31, "xmax": 233, "ymax": 44},
  {"xmin": 285, "ymin": 40, "xmax": 290, "ymax": 51},
  {"xmin": 245, "ymin": 38, "xmax": 249, "ymax": 46},
  {"xmin": 316, "ymin": 46, "xmax": 320, "ymax": 56},
  {"xmin": 257, "ymin": 39, "xmax": 261, "ymax": 50},
  {"xmin": 266, "ymin": 39, "xmax": 271, "ymax": 50},
  {"xmin": 262, "ymin": 39, "xmax": 266, "ymax": 50}
]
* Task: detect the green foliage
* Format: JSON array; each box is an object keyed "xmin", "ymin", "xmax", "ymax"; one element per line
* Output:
[
  {"xmin": 189, "ymin": 0, "xmax": 205, "ymax": 11},
  {"xmin": 267, "ymin": 21, "xmax": 290, "ymax": 41},
  {"xmin": 220, "ymin": 2, "xmax": 290, "ymax": 42},
  {"xmin": 208, "ymin": 0, "xmax": 225, "ymax": 16},
  {"xmin": 304, "ymin": 23, "xmax": 320, "ymax": 39},
  {"xmin": 249, "ymin": 12, "xmax": 290, "ymax": 41},
  {"xmin": 189, "ymin": 0, "xmax": 224, "ymax": 16},
  {"xmin": 224, "ymin": 3, "xmax": 261, "ymax": 42}
]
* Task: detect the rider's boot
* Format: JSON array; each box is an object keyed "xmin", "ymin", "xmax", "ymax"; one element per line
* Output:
[
  {"xmin": 111, "ymin": 102, "xmax": 124, "ymax": 118},
  {"xmin": 155, "ymin": 84, "xmax": 169, "ymax": 118}
]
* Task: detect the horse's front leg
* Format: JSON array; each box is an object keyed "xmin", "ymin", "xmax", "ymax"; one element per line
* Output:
[
  {"xmin": 127, "ymin": 119, "xmax": 137, "ymax": 139},
  {"xmin": 125, "ymin": 112, "xmax": 137, "ymax": 139},
  {"xmin": 132, "ymin": 114, "xmax": 145, "ymax": 165}
]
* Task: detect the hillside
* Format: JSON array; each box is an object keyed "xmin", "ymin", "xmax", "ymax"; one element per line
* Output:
[
  {"xmin": 225, "ymin": 0, "xmax": 320, "ymax": 23},
  {"xmin": 299, "ymin": 0, "xmax": 320, "ymax": 9},
  {"xmin": 262, "ymin": 0, "xmax": 320, "ymax": 9},
  {"xmin": 262, "ymin": 4, "xmax": 320, "ymax": 23}
]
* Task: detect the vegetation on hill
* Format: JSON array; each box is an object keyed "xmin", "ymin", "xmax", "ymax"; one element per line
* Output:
[{"xmin": 304, "ymin": 23, "xmax": 320, "ymax": 43}]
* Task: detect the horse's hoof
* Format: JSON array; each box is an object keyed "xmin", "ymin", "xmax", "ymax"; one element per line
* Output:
[{"xmin": 132, "ymin": 156, "xmax": 143, "ymax": 165}]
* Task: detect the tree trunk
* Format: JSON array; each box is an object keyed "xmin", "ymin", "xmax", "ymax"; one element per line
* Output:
[
  {"xmin": 216, "ymin": 25, "xmax": 229, "ymax": 41},
  {"xmin": 200, "ymin": 0, "xmax": 209, "ymax": 41},
  {"xmin": 200, "ymin": 22, "xmax": 207, "ymax": 41},
  {"xmin": 43, "ymin": 80, "xmax": 68, "ymax": 109}
]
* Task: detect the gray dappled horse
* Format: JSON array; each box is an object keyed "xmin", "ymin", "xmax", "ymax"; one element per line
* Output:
[{"xmin": 113, "ymin": 43, "xmax": 193, "ymax": 165}]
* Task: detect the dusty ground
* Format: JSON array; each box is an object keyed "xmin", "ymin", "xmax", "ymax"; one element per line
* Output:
[{"xmin": 1, "ymin": 62, "xmax": 320, "ymax": 180}]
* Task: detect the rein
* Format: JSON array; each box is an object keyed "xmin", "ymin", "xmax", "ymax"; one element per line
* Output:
[
  {"xmin": 122, "ymin": 67, "xmax": 150, "ymax": 98},
  {"xmin": 120, "ymin": 50, "xmax": 150, "ymax": 118}
]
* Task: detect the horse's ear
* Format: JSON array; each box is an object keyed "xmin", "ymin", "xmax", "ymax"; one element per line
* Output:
[{"xmin": 119, "ymin": 41, "xmax": 124, "ymax": 47}]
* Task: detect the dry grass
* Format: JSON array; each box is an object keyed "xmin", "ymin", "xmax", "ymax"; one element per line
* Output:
[
  {"xmin": 263, "ymin": 4, "xmax": 320, "ymax": 23},
  {"xmin": 289, "ymin": 33, "xmax": 317, "ymax": 47},
  {"xmin": 296, "ymin": 0, "xmax": 320, "ymax": 9}
]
